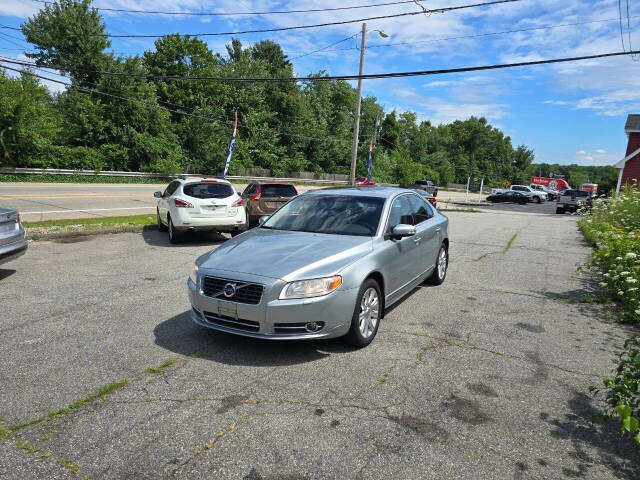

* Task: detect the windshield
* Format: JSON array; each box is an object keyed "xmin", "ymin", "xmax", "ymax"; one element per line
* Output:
[
  {"xmin": 183, "ymin": 182, "xmax": 234, "ymax": 199},
  {"xmin": 262, "ymin": 194, "xmax": 385, "ymax": 236}
]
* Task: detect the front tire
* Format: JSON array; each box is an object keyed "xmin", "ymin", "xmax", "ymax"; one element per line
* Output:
[
  {"xmin": 343, "ymin": 279, "xmax": 382, "ymax": 348},
  {"xmin": 428, "ymin": 244, "xmax": 448, "ymax": 285},
  {"xmin": 534, "ymin": 196, "xmax": 541, "ymax": 204},
  {"xmin": 168, "ymin": 217, "xmax": 181, "ymax": 244},
  {"xmin": 556, "ymin": 207, "xmax": 565, "ymax": 214}
]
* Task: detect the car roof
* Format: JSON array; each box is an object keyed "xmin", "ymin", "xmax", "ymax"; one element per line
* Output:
[{"xmin": 304, "ymin": 186, "xmax": 413, "ymax": 199}]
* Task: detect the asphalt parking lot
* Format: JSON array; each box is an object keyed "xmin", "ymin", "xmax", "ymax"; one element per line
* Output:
[{"xmin": 1, "ymin": 210, "xmax": 639, "ymax": 479}]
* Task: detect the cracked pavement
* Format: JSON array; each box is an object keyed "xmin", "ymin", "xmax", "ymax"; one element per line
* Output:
[{"xmin": 1, "ymin": 209, "xmax": 639, "ymax": 479}]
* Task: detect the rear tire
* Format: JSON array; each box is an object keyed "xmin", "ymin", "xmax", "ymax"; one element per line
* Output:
[
  {"xmin": 157, "ymin": 210, "xmax": 167, "ymax": 232},
  {"xmin": 428, "ymin": 244, "xmax": 448, "ymax": 285},
  {"xmin": 556, "ymin": 207, "xmax": 565, "ymax": 214},
  {"xmin": 168, "ymin": 217, "xmax": 181, "ymax": 244},
  {"xmin": 343, "ymin": 279, "xmax": 382, "ymax": 348}
]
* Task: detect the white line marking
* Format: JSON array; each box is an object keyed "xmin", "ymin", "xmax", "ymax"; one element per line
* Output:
[{"xmin": 21, "ymin": 207, "xmax": 155, "ymax": 214}]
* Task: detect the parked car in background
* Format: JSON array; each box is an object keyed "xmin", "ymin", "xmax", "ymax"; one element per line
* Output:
[
  {"xmin": 530, "ymin": 184, "xmax": 559, "ymax": 200},
  {"xmin": 412, "ymin": 180, "xmax": 438, "ymax": 197},
  {"xmin": 486, "ymin": 191, "xmax": 530, "ymax": 204},
  {"xmin": 556, "ymin": 189, "xmax": 592, "ymax": 214},
  {"xmin": 0, "ymin": 208, "xmax": 27, "ymax": 266},
  {"xmin": 355, "ymin": 177, "xmax": 376, "ymax": 186},
  {"xmin": 188, "ymin": 187, "xmax": 449, "ymax": 347},
  {"xmin": 491, "ymin": 185, "xmax": 546, "ymax": 203},
  {"xmin": 155, "ymin": 177, "xmax": 246, "ymax": 243},
  {"xmin": 580, "ymin": 183, "xmax": 598, "ymax": 197},
  {"xmin": 241, "ymin": 182, "xmax": 298, "ymax": 227},
  {"xmin": 413, "ymin": 189, "xmax": 437, "ymax": 208}
]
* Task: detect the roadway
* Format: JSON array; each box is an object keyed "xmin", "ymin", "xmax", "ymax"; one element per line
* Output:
[
  {"xmin": 0, "ymin": 182, "xmax": 474, "ymax": 222},
  {"xmin": 1, "ymin": 210, "xmax": 637, "ymax": 479}
]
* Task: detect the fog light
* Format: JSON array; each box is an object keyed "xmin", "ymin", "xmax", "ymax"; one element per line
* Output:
[{"xmin": 305, "ymin": 322, "xmax": 324, "ymax": 333}]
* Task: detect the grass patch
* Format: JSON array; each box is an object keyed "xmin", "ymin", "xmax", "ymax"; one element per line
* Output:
[
  {"xmin": 502, "ymin": 232, "xmax": 518, "ymax": 254},
  {"xmin": 145, "ymin": 358, "xmax": 179, "ymax": 374},
  {"xmin": 56, "ymin": 457, "xmax": 80, "ymax": 474},
  {"xmin": 9, "ymin": 379, "xmax": 129, "ymax": 432},
  {"xmin": 24, "ymin": 214, "xmax": 156, "ymax": 239}
]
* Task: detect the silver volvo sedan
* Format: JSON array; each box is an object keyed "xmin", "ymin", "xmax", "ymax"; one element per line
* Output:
[{"xmin": 187, "ymin": 186, "xmax": 449, "ymax": 347}]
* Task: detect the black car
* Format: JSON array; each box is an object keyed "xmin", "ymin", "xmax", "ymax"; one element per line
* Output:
[{"xmin": 486, "ymin": 191, "xmax": 530, "ymax": 204}]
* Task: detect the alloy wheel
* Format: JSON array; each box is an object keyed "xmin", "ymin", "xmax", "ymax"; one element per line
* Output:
[
  {"xmin": 358, "ymin": 288, "xmax": 379, "ymax": 339},
  {"xmin": 438, "ymin": 247, "xmax": 448, "ymax": 280}
]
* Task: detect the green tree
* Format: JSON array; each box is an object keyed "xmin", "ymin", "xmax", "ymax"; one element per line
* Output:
[{"xmin": 21, "ymin": 0, "xmax": 111, "ymax": 87}]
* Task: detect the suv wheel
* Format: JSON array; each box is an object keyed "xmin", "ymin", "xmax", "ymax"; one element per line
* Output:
[
  {"xmin": 533, "ymin": 196, "xmax": 541, "ymax": 204},
  {"xmin": 168, "ymin": 217, "xmax": 181, "ymax": 244},
  {"xmin": 157, "ymin": 209, "xmax": 167, "ymax": 232}
]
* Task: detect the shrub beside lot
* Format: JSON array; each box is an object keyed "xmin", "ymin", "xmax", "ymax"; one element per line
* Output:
[{"xmin": 579, "ymin": 185, "xmax": 640, "ymax": 444}]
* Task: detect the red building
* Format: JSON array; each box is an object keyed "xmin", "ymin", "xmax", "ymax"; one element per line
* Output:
[{"xmin": 615, "ymin": 114, "xmax": 640, "ymax": 194}]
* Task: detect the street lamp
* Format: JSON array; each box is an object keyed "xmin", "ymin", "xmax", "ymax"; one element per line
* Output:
[{"xmin": 349, "ymin": 24, "xmax": 389, "ymax": 185}]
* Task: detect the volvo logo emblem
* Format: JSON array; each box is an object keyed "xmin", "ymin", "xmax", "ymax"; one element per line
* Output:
[{"xmin": 223, "ymin": 283, "xmax": 236, "ymax": 297}]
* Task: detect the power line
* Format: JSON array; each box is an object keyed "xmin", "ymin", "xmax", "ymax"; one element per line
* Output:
[
  {"xmin": 288, "ymin": 33, "xmax": 362, "ymax": 61},
  {"xmin": 3, "ymin": 50, "xmax": 640, "ymax": 83},
  {"xmin": 25, "ymin": 0, "xmax": 430, "ymax": 16},
  {"xmin": 36, "ymin": 1, "xmax": 521, "ymax": 38},
  {"xmin": 292, "ymin": 15, "xmax": 640, "ymax": 54},
  {"xmin": 619, "ymin": 0, "xmax": 627, "ymax": 51}
]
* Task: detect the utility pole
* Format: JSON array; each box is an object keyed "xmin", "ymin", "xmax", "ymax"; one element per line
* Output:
[{"xmin": 349, "ymin": 23, "xmax": 367, "ymax": 186}]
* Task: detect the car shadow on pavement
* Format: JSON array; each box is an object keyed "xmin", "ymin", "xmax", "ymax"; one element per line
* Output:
[
  {"xmin": 154, "ymin": 311, "xmax": 355, "ymax": 367},
  {"xmin": 142, "ymin": 226, "xmax": 229, "ymax": 248},
  {"xmin": 0, "ymin": 268, "xmax": 16, "ymax": 281},
  {"xmin": 545, "ymin": 389, "xmax": 640, "ymax": 479}
]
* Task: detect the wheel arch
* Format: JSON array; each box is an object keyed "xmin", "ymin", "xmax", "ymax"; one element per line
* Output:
[{"xmin": 365, "ymin": 271, "xmax": 386, "ymax": 318}]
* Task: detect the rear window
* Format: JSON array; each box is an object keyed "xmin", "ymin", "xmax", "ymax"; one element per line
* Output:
[
  {"xmin": 183, "ymin": 182, "xmax": 234, "ymax": 199},
  {"xmin": 260, "ymin": 184, "xmax": 297, "ymax": 197}
]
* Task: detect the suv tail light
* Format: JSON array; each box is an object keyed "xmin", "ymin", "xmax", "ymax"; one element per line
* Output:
[
  {"xmin": 231, "ymin": 198, "xmax": 244, "ymax": 207},
  {"xmin": 174, "ymin": 198, "xmax": 194, "ymax": 208},
  {"xmin": 251, "ymin": 185, "xmax": 262, "ymax": 202}
]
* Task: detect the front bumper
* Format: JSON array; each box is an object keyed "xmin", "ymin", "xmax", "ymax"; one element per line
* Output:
[{"xmin": 188, "ymin": 274, "xmax": 358, "ymax": 340}]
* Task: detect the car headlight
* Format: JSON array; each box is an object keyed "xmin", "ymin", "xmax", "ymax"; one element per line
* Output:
[
  {"xmin": 189, "ymin": 264, "xmax": 198, "ymax": 285},
  {"xmin": 279, "ymin": 275, "xmax": 342, "ymax": 300}
]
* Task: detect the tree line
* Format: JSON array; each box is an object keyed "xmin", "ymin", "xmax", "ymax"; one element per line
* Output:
[{"xmin": 0, "ymin": 0, "xmax": 618, "ymax": 190}]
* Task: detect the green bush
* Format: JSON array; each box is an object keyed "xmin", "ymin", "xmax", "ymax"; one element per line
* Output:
[
  {"xmin": 580, "ymin": 185, "xmax": 640, "ymax": 445},
  {"xmin": 578, "ymin": 185, "xmax": 640, "ymax": 323},
  {"xmin": 591, "ymin": 336, "xmax": 640, "ymax": 444}
]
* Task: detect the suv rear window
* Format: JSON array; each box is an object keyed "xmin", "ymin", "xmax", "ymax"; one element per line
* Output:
[
  {"xmin": 260, "ymin": 184, "xmax": 297, "ymax": 197},
  {"xmin": 183, "ymin": 182, "xmax": 234, "ymax": 199}
]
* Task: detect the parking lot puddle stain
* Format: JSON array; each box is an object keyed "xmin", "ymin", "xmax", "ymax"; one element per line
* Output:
[
  {"xmin": 217, "ymin": 394, "xmax": 250, "ymax": 414},
  {"xmin": 440, "ymin": 394, "xmax": 492, "ymax": 425},
  {"xmin": 466, "ymin": 382, "xmax": 499, "ymax": 398},
  {"xmin": 515, "ymin": 322, "xmax": 546, "ymax": 333},
  {"xmin": 390, "ymin": 415, "xmax": 450, "ymax": 444}
]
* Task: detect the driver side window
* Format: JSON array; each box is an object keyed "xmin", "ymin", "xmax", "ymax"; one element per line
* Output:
[{"xmin": 387, "ymin": 196, "xmax": 414, "ymax": 232}]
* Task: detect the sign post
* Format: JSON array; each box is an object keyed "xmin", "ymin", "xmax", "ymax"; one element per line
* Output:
[
  {"xmin": 465, "ymin": 177, "xmax": 470, "ymax": 203},
  {"xmin": 478, "ymin": 178, "xmax": 484, "ymax": 203}
]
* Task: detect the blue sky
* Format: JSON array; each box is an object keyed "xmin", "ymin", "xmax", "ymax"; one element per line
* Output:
[{"xmin": 2, "ymin": 0, "xmax": 639, "ymax": 167}]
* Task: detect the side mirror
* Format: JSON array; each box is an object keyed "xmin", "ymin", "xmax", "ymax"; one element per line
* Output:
[
  {"xmin": 258, "ymin": 215, "xmax": 270, "ymax": 226},
  {"xmin": 153, "ymin": 191, "xmax": 162, "ymax": 198},
  {"xmin": 390, "ymin": 224, "xmax": 416, "ymax": 239},
  {"xmin": 237, "ymin": 190, "xmax": 242, "ymax": 196}
]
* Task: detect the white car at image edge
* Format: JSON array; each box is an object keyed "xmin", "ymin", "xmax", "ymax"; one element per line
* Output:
[{"xmin": 155, "ymin": 177, "xmax": 247, "ymax": 243}]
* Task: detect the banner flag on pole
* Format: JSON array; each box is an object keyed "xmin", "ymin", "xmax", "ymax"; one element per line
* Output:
[
  {"xmin": 221, "ymin": 110, "xmax": 238, "ymax": 178},
  {"xmin": 366, "ymin": 138, "xmax": 374, "ymax": 182},
  {"xmin": 366, "ymin": 115, "xmax": 379, "ymax": 183}
]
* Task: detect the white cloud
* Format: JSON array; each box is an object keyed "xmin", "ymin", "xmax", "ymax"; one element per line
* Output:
[{"xmin": 573, "ymin": 148, "xmax": 620, "ymax": 166}]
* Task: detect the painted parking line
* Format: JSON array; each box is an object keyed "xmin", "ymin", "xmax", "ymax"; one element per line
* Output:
[{"xmin": 21, "ymin": 207, "xmax": 156, "ymax": 214}]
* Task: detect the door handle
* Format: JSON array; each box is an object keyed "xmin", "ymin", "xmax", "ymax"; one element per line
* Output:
[
  {"xmin": 413, "ymin": 236, "xmax": 421, "ymax": 244},
  {"xmin": 435, "ymin": 227, "xmax": 441, "ymax": 232}
]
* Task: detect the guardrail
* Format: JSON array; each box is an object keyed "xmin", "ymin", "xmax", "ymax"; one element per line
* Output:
[{"xmin": 0, "ymin": 168, "xmax": 350, "ymax": 185}]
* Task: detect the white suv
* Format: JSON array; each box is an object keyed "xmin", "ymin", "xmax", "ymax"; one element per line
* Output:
[{"xmin": 155, "ymin": 177, "xmax": 247, "ymax": 243}]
